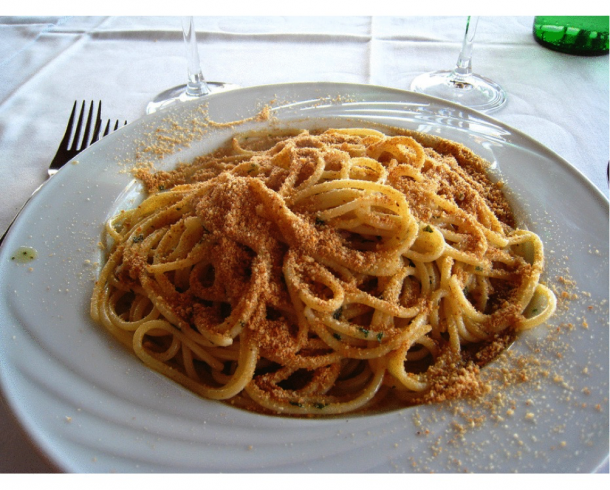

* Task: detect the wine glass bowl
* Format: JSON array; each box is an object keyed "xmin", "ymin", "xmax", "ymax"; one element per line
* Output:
[
  {"xmin": 410, "ymin": 17, "xmax": 506, "ymax": 113},
  {"xmin": 410, "ymin": 68, "xmax": 506, "ymax": 113}
]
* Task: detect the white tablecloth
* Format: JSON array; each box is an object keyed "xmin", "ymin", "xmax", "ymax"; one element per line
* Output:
[{"xmin": 0, "ymin": 15, "xmax": 608, "ymax": 473}]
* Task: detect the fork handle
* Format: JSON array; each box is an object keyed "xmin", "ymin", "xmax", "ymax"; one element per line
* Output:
[{"xmin": 0, "ymin": 181, "xmax": 45, "ymax": 247}]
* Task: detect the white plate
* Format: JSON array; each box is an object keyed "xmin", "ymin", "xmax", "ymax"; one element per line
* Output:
[{"xmin": 0, "ymin": 82, "xmax": 607, "ymax": 473}]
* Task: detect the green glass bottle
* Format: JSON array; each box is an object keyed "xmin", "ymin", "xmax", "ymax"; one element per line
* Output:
[{"xmin": 533, "ymin": 16, "xmax": 609, "ymax": 55}]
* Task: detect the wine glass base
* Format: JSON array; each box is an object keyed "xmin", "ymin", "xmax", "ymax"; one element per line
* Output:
[
  {"xmin": 410, "ymin": 70, "xmax": 506, "ymax": 113},
  {"xmin": 146, "ymin": 81, "xmax": 240, "ymax": 114}
]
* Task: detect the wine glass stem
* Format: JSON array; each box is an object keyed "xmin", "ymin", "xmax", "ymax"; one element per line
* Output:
[
  {"xmin": 182, "ymin": 16, "xmax": 210, "ymax": 97},
  {"xmin": 452, "ymin": 16, "xmax": 479, "ymax": 78}
]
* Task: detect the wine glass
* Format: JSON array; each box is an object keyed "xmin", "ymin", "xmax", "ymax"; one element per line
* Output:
[
  {"xmin": 146, "ymin": 17, "xmax": 239, "ymax": 114},
  {"xmin": 410, "ymin": 16, "xmax": 506, "ymax": 113}
]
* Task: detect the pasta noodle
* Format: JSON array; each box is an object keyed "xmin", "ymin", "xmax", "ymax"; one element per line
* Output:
[{"xmin": 90, "ymin": 127, "xmax": 557, "ymax": 416}]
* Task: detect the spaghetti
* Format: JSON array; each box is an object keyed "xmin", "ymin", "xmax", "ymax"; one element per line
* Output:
[{"xmin": 90, "ymin": 128, "xmax": 556, "ymax": 416}]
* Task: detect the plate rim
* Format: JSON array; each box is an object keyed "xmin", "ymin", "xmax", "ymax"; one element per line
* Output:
[{"xmin": 0, "ymin": 81, "xmax": 607, "ymax": 473}]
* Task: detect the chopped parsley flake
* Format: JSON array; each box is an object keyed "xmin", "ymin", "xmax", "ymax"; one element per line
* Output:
[{"xmin": 332, "ymin": 306, "xmax": 343, "ymax": 320}]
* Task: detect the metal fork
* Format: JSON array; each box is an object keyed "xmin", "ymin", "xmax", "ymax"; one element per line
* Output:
[
  {"xmin": 48, "ymin": 101, "xmax": 126, "ymax": 176},
  {"xmin": 0, "ymin": 102, "xmax": 127, "ymax": 245}
]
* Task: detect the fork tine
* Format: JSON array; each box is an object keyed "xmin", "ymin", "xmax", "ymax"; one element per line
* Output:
[
  {"xmin": 49, "ymin": 101, "xmax": 79, "ymax": 170},
  {"xmin": 90, "ymin": 104, "xmax": 105, "ymax": 144},
  {"xmin": 90, "ymin": 116, "xmax": 103, "ymax": 144},
  {"xmin": 82, "ymin": 101, "xmax": 102, "ymax": 147},
  {"xmin": 70, "ymin": 101, "xmax": 87, "ymax": 151},
  {"xmin": 81, "ymin": 101, "xmax": 94, "ymax": 148},
  {"xmin": 101, "ymin": 120, "xmax": 111, "ymax": 137},
  {"xmin": 56, "ymin": 101, "xmax": 78, "ymax": 151}
]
